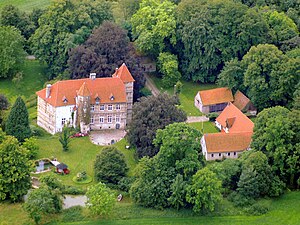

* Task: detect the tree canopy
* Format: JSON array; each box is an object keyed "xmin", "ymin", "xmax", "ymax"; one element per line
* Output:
[
  {"xmin": 30, "ymin": 0, "xmax": 113, "ymax": 78},
  {"xmin": 131, "ymin": 0, "xmax": 177, "ymax": 57},
  {"xmin": 67, "ymin": 21, "xmax": 145, "ymax": 100},
  {"xmin": 5, "ymin": 97, "xmax": 31, "ymax": 142},
  {"xmin": 0, "ymin": 135, "xmax": 31, "ymax": 201},
  {"xmin": 127, "ymin": 93, "xmax": 187, "ymax": 158},
  {"xmin": 94, "ymin": 146, "xmax": 128, "ymax": 185},
  {"xmin": 0, "ymin": 26, "xmax": 25, "ymax": 78}
]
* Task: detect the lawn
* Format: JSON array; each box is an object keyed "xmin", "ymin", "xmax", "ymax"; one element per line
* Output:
[
  {"xmin": 36, "ymin": 136, "xmax": 137, "ymax": 187},
  {"xmin": 188, "ymin": 121, "xmax": 219, "ymax": 134},
  {"xmin": 0, "ymin": 0, "xmax": 51, "ymax": 12},
  {"xmin": 149, "ymin": 74, "xmax": 217, "ymax": 116}
]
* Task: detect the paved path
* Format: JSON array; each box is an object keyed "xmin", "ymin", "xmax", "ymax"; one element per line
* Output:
[
  {"xmin": 90, "ymin": 130, "xmax": 126, "ymax": 145},
  {"xmin": 186, "ymin": 116, "xmax": 209, "ymax": 123},
  {"xmin": 145, "ymin": 74, "xmax": 160, "ymax": 96},
  {"xmin": 63, "ymin": 195, "xmax": 87, "ymax": 209}
]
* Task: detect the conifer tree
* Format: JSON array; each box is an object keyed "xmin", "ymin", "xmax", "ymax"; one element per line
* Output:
[{"xmin": 6, "ymin": 96, "xmax": 31, "ymax": 142}]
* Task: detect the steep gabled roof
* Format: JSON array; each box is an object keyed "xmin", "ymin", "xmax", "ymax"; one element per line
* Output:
[
  {"xmin": 112, "ymin": 63, "xmax": 135, "ymax": 83},
  {"xmin": 36, "ymin": 77, "xmax": 126, "ymax": 107},
  {"xmin": 198, "ymin": 87, "xmax": 233, "ymax": 106},
  {"xmin": 216, "ymin": 103, "xmax": 254, "ymax": 133},
  {"xmin": 233, "ymin": 90, "xmax": 252, "ymax": 111},
  {"xmin": 204, "ymin": 132, "xmax": 253, "ymax": 153}
]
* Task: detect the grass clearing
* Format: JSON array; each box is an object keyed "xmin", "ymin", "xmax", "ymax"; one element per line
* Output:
[
  {"xmin": 36, "ymin": 136, "xmax": 137, "ymax": 187},
  {"xmin": 0, "ymin": 0, "xmax": 51, "ymax": 12},
  {"xmin": 188, "ymin": 121, "xmax": 219, "ymax": 133},
  {"xmin": 149, "ymin": 74, "xmax": 217, "ymax": 116}
]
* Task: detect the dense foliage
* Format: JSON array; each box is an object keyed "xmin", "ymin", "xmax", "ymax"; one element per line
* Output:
[
  {"xmin": 5, "ymin": 97, "xmax": 31, "ymax": 142},
  {"xmin": 0, "ymin": 26, "xmax": 25, "ymax": 78},
  {"xmin": 94, "ymin": 146, "xmax": 128, "ymax": 185},
  {"xmin": 30, "ymin": 0, "xmax": 113, "ymax": 78},
  {"xmin": 0, "ymin": 135, "xmax": 31, "ymax": 201},
  {"xmin": 130, "ymin": 123, "xmax": 207, "ymax": 209},
  {"xmin": 86, "ymin": 182, "xmax": 115, "ymax": 215},
  {"xmin": 128, "ymin": 93, "xmax": 187, "ymax": 158},
  {"xmin": 67, "ymin": 21, "xmax": 145, "ymax": 100}
]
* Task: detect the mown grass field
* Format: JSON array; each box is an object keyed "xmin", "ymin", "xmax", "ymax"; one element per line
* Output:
[
  {"xmin": 0, "ymin": 0, "xmax": 50, "ymax": 12},
  {"xmin": 189, "ymin": 121, "xmax": 219, "ymax": 133},
  {"xmin": 149, "ymin": 74, "xmax": 218, "ymax": 116}
]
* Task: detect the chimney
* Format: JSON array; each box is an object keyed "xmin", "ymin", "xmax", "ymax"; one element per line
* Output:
[
  {"xmin": 90, "ymin": 73, "xmax": 96, "ymax": 80},
  {"xmin": 46, "ymin": 84, "xmax": 51, "ymax": 98}
]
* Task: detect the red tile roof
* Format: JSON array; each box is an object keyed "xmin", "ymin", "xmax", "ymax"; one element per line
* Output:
[
  {"xmin": 77, "ymin": 82, "xmax": 91, "ymax": 97},
  {"xmin": 199, "ymin": 87, "xmax": 233, "ymax": 106},
  {"xmin": 112, "ymin": 63, "xmax": 135, "ymax": 83},
  {"xmin": 36, "ymin": 77, "xmax": 126, "ymax": 107},
  {"xmin": 204, "ymin": 132, "xmax": 253, "ymax": 153},
  {"xmin": 216, "ymin": 103, "xmax": 254, "ymax": 133},
  {"xmin": 233, "ymin": 90, "xmax": 251, "ymax": 111}
]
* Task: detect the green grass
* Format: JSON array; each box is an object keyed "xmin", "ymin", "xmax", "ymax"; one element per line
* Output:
[
  {"xmin": 54, "ymin": 191, "xmax": 300, "ymax": 225},
  {"xmin": 149, "ymin": 74, "xmax": 217, "ymax": 116},
  {"xmin": 36, "ymin": 136, "xmax": 137, "ymax": 187},
  {"xmin": 188, "ymin": 121, "xmax": 219, "ymax": 134},
  {"xmin": 0, "ymin": 0, "xmax": 51, "ymax": 12}
]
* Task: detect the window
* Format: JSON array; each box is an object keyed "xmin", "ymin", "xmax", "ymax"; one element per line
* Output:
[
  {"xmin": 99, "ymin": 117, "xmax": 104, "ymax": 123},
  {"xmin": 108, "ymin": 105, "xmax": 112, "ymax": 111},
  {"xmin": 116, "ymin": 116, "xmax": 120, "ymax": 123},
  {"xmin": 234, "ymin": 152, "xmax": 236, "ymax": 156},
  {"xmin": 107, "ymin": 115, "xmax": 112, "ymax": 123},
  {"xmin": 61, "ymin": 118, "xmax": 66, "ymax": 125},
  {"xmin": 116, "ymin": 104, "xmax": 120, "ymax": 110},
  {"xmin": 228, "ymin": 152, "xmax": 230, "ymax": 156},
  {"xmin": 100, "ymin": 105, "xmax": 105, "ymax": 111},
  {"xmin": 219, "ymin": 153, "xmax": 221, "ymax": 157},
  {"xmin": 95, "ymin": 97, "xmax": 100, "ymax": 105},
  {"xmin": 211, "ymin": 154, "xmax": 214, "ymax": 158},
  {"xmin": 90, "ymin": 117, "xmax": 94, "ymax": 124},
  {"xmin": 91, "ymin": 105, "xmax": 95, "ymax": 111}
]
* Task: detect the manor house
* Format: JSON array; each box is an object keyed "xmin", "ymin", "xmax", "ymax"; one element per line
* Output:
[{"xmin": 36, "ymin": 63, "xmax": 134, "ymax": 134}]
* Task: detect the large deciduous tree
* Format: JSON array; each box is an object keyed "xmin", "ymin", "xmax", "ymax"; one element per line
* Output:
[
  {"xmin": 0, "ymin": 26, "xmax": 25, "ymax": 78},
  {"xmin": 177, "ymin": 0, "xmax": 269, "ymax": 82},
  {"xmin": 67, "ymin": 21, "xmax": 145, "ymax": 100},
  {"xmin": 131, "ymin": 0, "xmax": 177, "ymax": 57},
  {"xmin": 5, "ymin": 97, "xmax": 31, "ymax": 142},
  {"xmin": 0, "ymin": 136, "xmax": 31, "ymax": 201},
  {"xmin": 30, "ymin": 0, "xmax": 113, "ymax": 78},
  {"xmin": 251, "ymin": 106, "xmax": 300, "ymax": 186},
  {"xmin": 94, "ymin": 146, "xmax": 128, "ymax": 185},
  {"xmin": 186, "ymin": 167, "xmax": 222, "ymax": 213},
  {"xmin": 127, "ymin": 93, "xmax": 186, "ymax": 158},
  {"xmin": 86, "ymin": 182, "xmax": 115, "ymax": 215}
]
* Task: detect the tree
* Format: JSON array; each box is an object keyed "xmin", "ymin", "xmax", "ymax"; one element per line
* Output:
[
  {"xmin": 237, "ymin": 151, "xmax": 272, "ymax": 199},
  {"xmin": 94, "ymin": 146, "xmax": 128, "ymax": 185},
  {"xmin": 85, "ymin": 182, "xmax": 115, "ymax": 215},
  {"xmin": 0, "ymin": 136, "xmax": 31, "ymax": 201},
  {"xmin": 0, "ymin": 94, "xmax": 9, "ymax": 111},
  {"xmin": 251, "ymin": 106, "xmax": 300, "ymax": 186},
  {"xmin": 5, "ymin": 96, "xmax": 31, "ymax": 142},
  {"xmin": 157, "ymin": 52, "xmax": 181, "ymax": 88},
  {"xmin": 186, "ymin": 167, "xmax": 222, "ymax": 213},
  {"xmin": 177, "ymin": 0, "xmax": 269, "ymax": 82},
  {"xmin": 22, "ymin": 137, "xmax": 39, "ymax": 159},
  {"xmin": 67, "ymin": 21, "xmax": 145, "ymax": 100},
  {"xmin": 127, "ymin": 93, "xmax": 186, "ymax": 158},
  {"xmin": 30, "ymin": 0, "xmax": 113, "ymax": 78},
  {"xmin": 59, "ymin": 126, "xmax": 71, "ymax": 151},
  {"xmin": 168, "ymin": 174, "xmax": 187, "ymax": 210},
  {"xmin": 131, "ymin": 0, "xmax": 177, "ymax": 57},
  {"xmin": 23, "ymin": 187, "xmax": 56, "ymax": 224},
  {"xmin": 0, "ymin": 26, "xmax": 25, "ymax": 78}
]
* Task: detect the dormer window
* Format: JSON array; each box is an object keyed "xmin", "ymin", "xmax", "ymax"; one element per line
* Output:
[
  {"xmin": 110, "ymin": 93, "xmax": 115, "ymax": 101},
  {"xmin": 95, "ymin": 96, "xmax": 100, "ymax": 105},
  {"xmin": 62, "ymin": 96, "xmax": 68, "ymax": 104}
]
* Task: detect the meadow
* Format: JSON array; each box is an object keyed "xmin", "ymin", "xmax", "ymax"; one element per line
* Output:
[{"xmin": 0, "ymin": 0, "xmax": 50, "ymax": 12}]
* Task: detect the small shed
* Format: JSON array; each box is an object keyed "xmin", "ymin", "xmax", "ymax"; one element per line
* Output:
[{"xmin": 56, "ymin": 163, "xmax": 70, "ymax": 174}]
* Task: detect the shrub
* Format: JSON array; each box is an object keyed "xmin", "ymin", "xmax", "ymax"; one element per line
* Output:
[
  {"xmin": 61, "ymin": 206, "xmax": 84, "ymax": 222},
  {"xmin": 207, "ymin": 113, "xmax": 219, "ymax": 121},
  {"xmin": 228, "ymin": 192, "xmax": 255, "ymax": 207},
  {"xmin": 244, "ymin": 202, "xmax": 269, "ymax": 215},
  {"xmin": 118, "ymin": 177, "xmax": 135, "ymax": 192},
  {"xmin": 30, "ymin": 125, "xmax": 47, "ymax": 137},
  {"xmin": 62, "ymin": 186, "xmax": 86, "ymax": 195}
]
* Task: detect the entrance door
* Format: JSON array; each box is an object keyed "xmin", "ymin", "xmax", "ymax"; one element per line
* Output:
[{"xmin": 116, "ymin": 123, "xmax": 120, "ymax": 129}]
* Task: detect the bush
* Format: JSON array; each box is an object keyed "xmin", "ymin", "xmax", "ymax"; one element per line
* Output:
[
  {"xmin": 140, "ymin": 87, "xmax": 152, "ymax": 97},
  {"xmin": 118, "ymin": 177, "xmax": 135, "ymax": 192},
  {"xmin": 207, "ymin": 113, "xmax": 219, "ymax": 121},
  {"xmin": 62, "ymin": 186, "xmax": 86, "ymax": 195},
  {"xmin": 228, "ymin": 192, "xmax": 255, "ymax": 207},
  {"xmin": 244, "ymin": 202, "xmax": 269, "ymax": 215},
  {"xmin": 61, "ymin": 206, "xmax": 84, "ymax": 222},
  {"xmin": 30, "ymin": 125, "xmax": 47, "ymax": 137}
]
